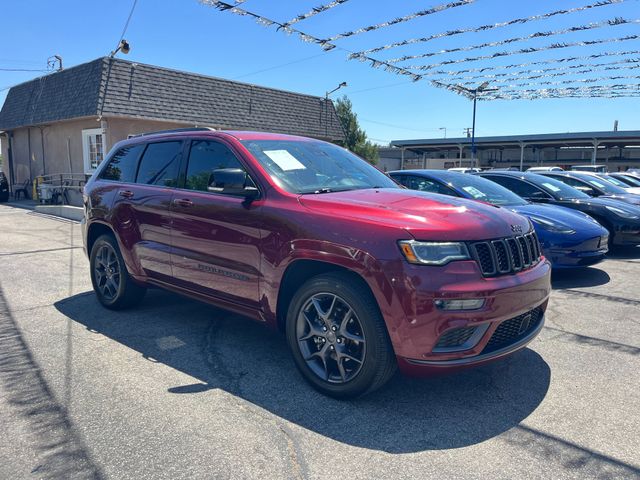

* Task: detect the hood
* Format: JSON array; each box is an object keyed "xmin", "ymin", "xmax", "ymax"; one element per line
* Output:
[
  {"xmin": 510, "ymin": 203, "xmax": 607, "ymax": 235},
  {"xmin": 560, "ymin": 196, "xmax": 640, "ymax": 212},
  {"xmin": 600, "ymin": 194, "xmax": 640, "ymax": 206},
  {"xmin": 298, "ymin": 188, "xmax": 531, "ymax": 241}
]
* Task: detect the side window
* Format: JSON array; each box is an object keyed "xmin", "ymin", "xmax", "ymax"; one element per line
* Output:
[
  {"xmin": 406, "ymin": 176, "xmax": 455, "ymax": 195},
  {"xmin": 484, "ymin": 176, "xmax": 547, "ymax": 198},
  {"xmin": 553, "ymin": 176, "xmax": 583, "ymax": 188},
  {"xmin": 135, "ymin": 141, "xmax": 183, "ymax": 187},
  {"xmin": 184, "ymin": 140, "xmax": 248, "ymax": 193},
  {"xmin": 100, "ymin": 144, "xmax": 144, "ymax": 182}
]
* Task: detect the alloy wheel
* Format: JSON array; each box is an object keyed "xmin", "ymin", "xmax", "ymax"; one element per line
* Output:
[
  {"xmin": 93, "ymin": 244, "xmax": 121, "ymax": 302},
  {"xmin": 296, "ymin": 293, "xmax": 366, "ymax": 384}
]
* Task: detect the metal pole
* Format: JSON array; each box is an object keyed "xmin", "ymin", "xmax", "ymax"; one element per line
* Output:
[
  {"xmin": 592, "ymin": 140, "xmax": 599, "ymax": 165},
  {"xmin": 519, "ymin": 142, "xmax": 525, "ymax": 172},
  {"xmin": 471, "ymin": 92, "xmax": 478, "ymax": 168}
]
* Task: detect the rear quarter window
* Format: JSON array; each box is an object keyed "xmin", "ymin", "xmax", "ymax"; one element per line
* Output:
[{"xmin": 100, "ymin": 144, "xmax": 144, "ymax": 182}]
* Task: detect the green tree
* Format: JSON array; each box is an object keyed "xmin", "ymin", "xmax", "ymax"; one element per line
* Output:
[{"xmin": 334, "ymin": 96, "xmax": 379, "ymax": 164}]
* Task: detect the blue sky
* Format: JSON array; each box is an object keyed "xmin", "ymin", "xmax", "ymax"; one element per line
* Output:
[{"xmin": 1, "ymin": 0, "xmax": 639, "ymax": 144}]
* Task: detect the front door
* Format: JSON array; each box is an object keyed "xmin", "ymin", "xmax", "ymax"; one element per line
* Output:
[{"xmin": 170, "ymin": 138, "xmax": 262, "ymax": 309}]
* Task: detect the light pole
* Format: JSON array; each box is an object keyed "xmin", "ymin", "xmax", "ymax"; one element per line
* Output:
[
  {"xmin": 439, "ymin": 127, "xmax": 447, "ymax": 138},
  {"xmin": 453, "ymin": 82, "xmax": 496, "ymax": 168},
  {"xmin": 325, "ymin": 81, "xmax": 347, "ymax": 138}
]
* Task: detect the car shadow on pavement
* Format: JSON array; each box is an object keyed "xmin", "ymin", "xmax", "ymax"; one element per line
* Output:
[
  {"xmin": 607, "ymin": 245, "xmax": 640, "ymax": 260},
  {"xmin": 551, "ymin": 267, "xmax": 610, "ymax": 289},
  {"xmin": 55, "ymin": 290, "xmax": 551, "ymax": 454}
]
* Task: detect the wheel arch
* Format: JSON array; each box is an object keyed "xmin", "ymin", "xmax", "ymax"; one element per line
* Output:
[
  {"xmin": 276, "ymin": 259, "xmax": 380, "ymax": 332},
  {"xmin": 86, "ymin": 221, "xmax": 116, "ymax": 256}
]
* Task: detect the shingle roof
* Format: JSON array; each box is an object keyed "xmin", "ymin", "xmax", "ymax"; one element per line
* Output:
[
  {"xmin": 0, "ymin": 59, "xmax": 103, "ymax": 130},
  {"xmin": 0, "ymin": 57, "xmax": 345, "ymax": 142}
]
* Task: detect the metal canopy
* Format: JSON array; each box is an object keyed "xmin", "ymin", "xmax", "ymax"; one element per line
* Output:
[{"xmin": 200, "ymin": 0, "xmax": 640, "ymax": 101}]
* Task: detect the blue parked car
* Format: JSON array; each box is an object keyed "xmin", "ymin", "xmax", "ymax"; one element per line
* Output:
[{"xmin": 389, "ymin": 169, "xmax": 609, "ymax": 268}]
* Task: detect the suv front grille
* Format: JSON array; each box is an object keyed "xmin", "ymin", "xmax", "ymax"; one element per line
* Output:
[
  {"xmin": 481, "ymin": 308, "xmax": 543, "ymax": 354},
  {"xmin": 469, "ymin": 231, "xmax": 542, "ymax": 277}
]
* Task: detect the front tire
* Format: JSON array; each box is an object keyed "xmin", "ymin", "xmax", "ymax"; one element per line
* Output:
[
  {"xmin": 286, "ymin": 272, "xmax": 396, "ymax": 399},
  {"xmin": 90, "ymin": 234, "xmax": 146, "ymax": 310}
]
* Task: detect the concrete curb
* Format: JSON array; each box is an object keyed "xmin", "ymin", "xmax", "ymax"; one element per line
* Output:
[{"xmin": 34, "ymin": 205, "xmax": 84, "ymax": 222}]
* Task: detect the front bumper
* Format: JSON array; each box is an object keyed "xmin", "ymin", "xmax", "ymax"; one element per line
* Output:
[
  {"xmin": 397, "ymin": 311, "xmax": 545, "ymax": 376},
  {"xmin": 612, "ymin": 229, "xmax": 640, "ymax": 246},
  {"xmin": 545, "ymin": 234, "xmax": 608, "ymax": 268},
  {"xmin": 376, "ymin": 257, "xmax": 551, "ymax": 370}
]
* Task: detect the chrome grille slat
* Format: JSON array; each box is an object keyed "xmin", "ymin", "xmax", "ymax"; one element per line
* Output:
[{"xmin": 470, "ymin": 232, "xmax": 542, "ymax": 277}]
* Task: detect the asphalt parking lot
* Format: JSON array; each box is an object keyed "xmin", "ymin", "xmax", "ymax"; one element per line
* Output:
[{"xmin": 0, "ymin": 202, "xmax": 639, "ymax": 480}]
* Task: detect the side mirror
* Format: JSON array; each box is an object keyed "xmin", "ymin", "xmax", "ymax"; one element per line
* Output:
[{"xmin": 208, "ymin": 168, "xmax": 259, "ymax": 199}]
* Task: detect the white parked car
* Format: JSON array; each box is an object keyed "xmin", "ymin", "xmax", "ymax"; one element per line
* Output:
[
  {"xmin": 571, "ymin": 165, "xmax": 608, "ymax": 173},
  {"xmin": 448, "ymin": 167, "xmax": 481, "ymax": 173},
  {"xmin": 527, "ymin": 166, "xmax": 564, "ymax": 172}
]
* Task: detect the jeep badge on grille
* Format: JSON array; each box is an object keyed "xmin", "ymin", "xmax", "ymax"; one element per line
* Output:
[{"xmin": 510, "ymin": 224, "xmax": 523, "ymax": 233}]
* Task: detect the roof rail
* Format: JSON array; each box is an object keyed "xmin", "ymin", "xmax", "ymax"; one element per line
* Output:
[{"xmin": 130, "ymin": 127, "xmax": 217, "ymax": 138}]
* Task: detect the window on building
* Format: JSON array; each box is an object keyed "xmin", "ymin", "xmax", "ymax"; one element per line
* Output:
[
  {"xmin": 135, "ymin": 141, "xmax": 183, "ymax": 187},
  {"xmin": 82, "ymin": 128, "xmax": 105, "ymax": 173},
  {"xmin": 100, "ymin": 144, "xmax": 144, "ymax": 183},
  {"xmin": 184, "ymin": 140, "xmax": 248, "ymax": 193}
]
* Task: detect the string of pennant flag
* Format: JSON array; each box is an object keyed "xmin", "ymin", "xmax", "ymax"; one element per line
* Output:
[{"xmin": 199, "ymin": 0, "xmax": 640, "ymax": 100}]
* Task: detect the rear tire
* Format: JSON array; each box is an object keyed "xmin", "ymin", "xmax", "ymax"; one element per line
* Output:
[
  {"xmin": 90, "ymin": 234, "xmax": 146, "ymax": 310},
  {"xmin": 285, "ymin": 272, "xmax": 396, "ymax": 399}
]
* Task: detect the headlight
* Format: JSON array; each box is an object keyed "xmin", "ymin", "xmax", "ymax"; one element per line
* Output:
[
  {"xmin": 398, "ymin": 241, "xmax": 470, "ymax": 265},
  {"xmin": 605, "ymin": 205, "xmax": 640, "ymax": 219},
  {"xmin": 528, "ymin": 215, "xmax": 576, "ymax": 234}
]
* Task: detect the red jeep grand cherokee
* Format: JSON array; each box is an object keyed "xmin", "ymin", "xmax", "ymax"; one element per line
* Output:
[{"xmin": 82, "ymin": 128, "xmax": 551, "ymax": 398}]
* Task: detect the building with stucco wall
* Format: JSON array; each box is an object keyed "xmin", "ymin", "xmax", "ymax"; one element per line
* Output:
[{"xmin": 0, "ymin": 57, "xmax": 345, "ymax": 191}]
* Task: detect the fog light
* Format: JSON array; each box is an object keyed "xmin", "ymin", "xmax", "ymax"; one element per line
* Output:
[{"xmin": 434, "ymin": 299, "xmax": 485, "ymax": 311}]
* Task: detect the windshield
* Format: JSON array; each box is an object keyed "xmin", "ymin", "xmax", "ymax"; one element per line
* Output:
[
  {"xmin": 598, "ymin": 174, "xmax": 632, "ymax": 188},
  {"xmin": 527, "ymin": 173, "xmax": 591, "ymax": 200},
  {"xmin": 241, "ymin": 140, "xmax": 398, "ymax": 194},
  {"xmin": 448, "ymin": 173, "xmax": 527, "ymax": 206},
  {"xmin": 578, "ymin": 175, "xmax": 628, "ymax": 195},
  {"xmin": 615, "ymin": 174, "xmax": 640, "ymax": 187}
]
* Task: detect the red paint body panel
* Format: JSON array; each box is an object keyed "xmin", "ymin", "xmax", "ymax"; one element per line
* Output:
[{"xmin": 83, "ymin": 130, "xmax": 551, "ymax": 375}]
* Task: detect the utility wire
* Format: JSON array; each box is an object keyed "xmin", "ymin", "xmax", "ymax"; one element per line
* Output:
[
  {"xmin": 0, "ymin": 68, "xmax": 48, "ymax": 72},
  {"xmin": 116, "ymin": 0, "xmax": 139, "ymax": 47},
  {"xmin": 233, "ymin": 51, "xmax": 332, "ymax": 79}
]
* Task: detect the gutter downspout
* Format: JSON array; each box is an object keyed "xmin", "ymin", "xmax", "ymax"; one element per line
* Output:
[
  {"xmin": 7, "ymin": 132, "xmax": 16, "ymax": 191},
  {"xmin": 39, "ymin": 126, "xmax": 46, "ymax": 175},
  {"xmin": 27, "ymin": 128, "xmax": 33, "ymax": 181}
]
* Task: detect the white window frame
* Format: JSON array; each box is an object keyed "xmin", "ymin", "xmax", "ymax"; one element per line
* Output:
[{"xmin": 82, "ymin": 128, "xmax": 105, "ymax": 173}]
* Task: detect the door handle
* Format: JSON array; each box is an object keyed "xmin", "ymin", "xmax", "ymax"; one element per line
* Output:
[
  {"xmin": 173, "ymin": 198, "xmax": 194, "ymax": 207},
  {"xmin": 119, "ymin": 190, "xmax": 134, "ymax": 199}
]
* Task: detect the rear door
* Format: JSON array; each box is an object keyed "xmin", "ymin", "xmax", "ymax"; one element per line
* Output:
[
  {"xmin": 110, "ymin": 140, "xmax": 184, "ymax": 281},
  {"xmin": 169, "ymin": 138, "xmax": 262, "ymax": 309}
]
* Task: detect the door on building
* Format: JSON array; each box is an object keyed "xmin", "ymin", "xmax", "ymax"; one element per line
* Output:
[{"xmin": 82, "ymin": 128, "xmax": 105, "ymax": 173}]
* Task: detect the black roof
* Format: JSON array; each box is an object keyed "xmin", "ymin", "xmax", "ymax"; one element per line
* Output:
[
  {"xmin": 391, "ymin": 131, "xmax": 640, "ymax": 152},
  {"xmin": 0, "ymin": 57, "xmax": 345, "ymax": 142}
]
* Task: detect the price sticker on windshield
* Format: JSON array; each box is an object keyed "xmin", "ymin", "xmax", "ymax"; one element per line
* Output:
[
  {"xmin": 461, "ymin": 186, "xmax": 487, "ymax": 199},
  {"xmin": 264, "ymin": 150, "xmax": 306, "ymax": 171}
]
